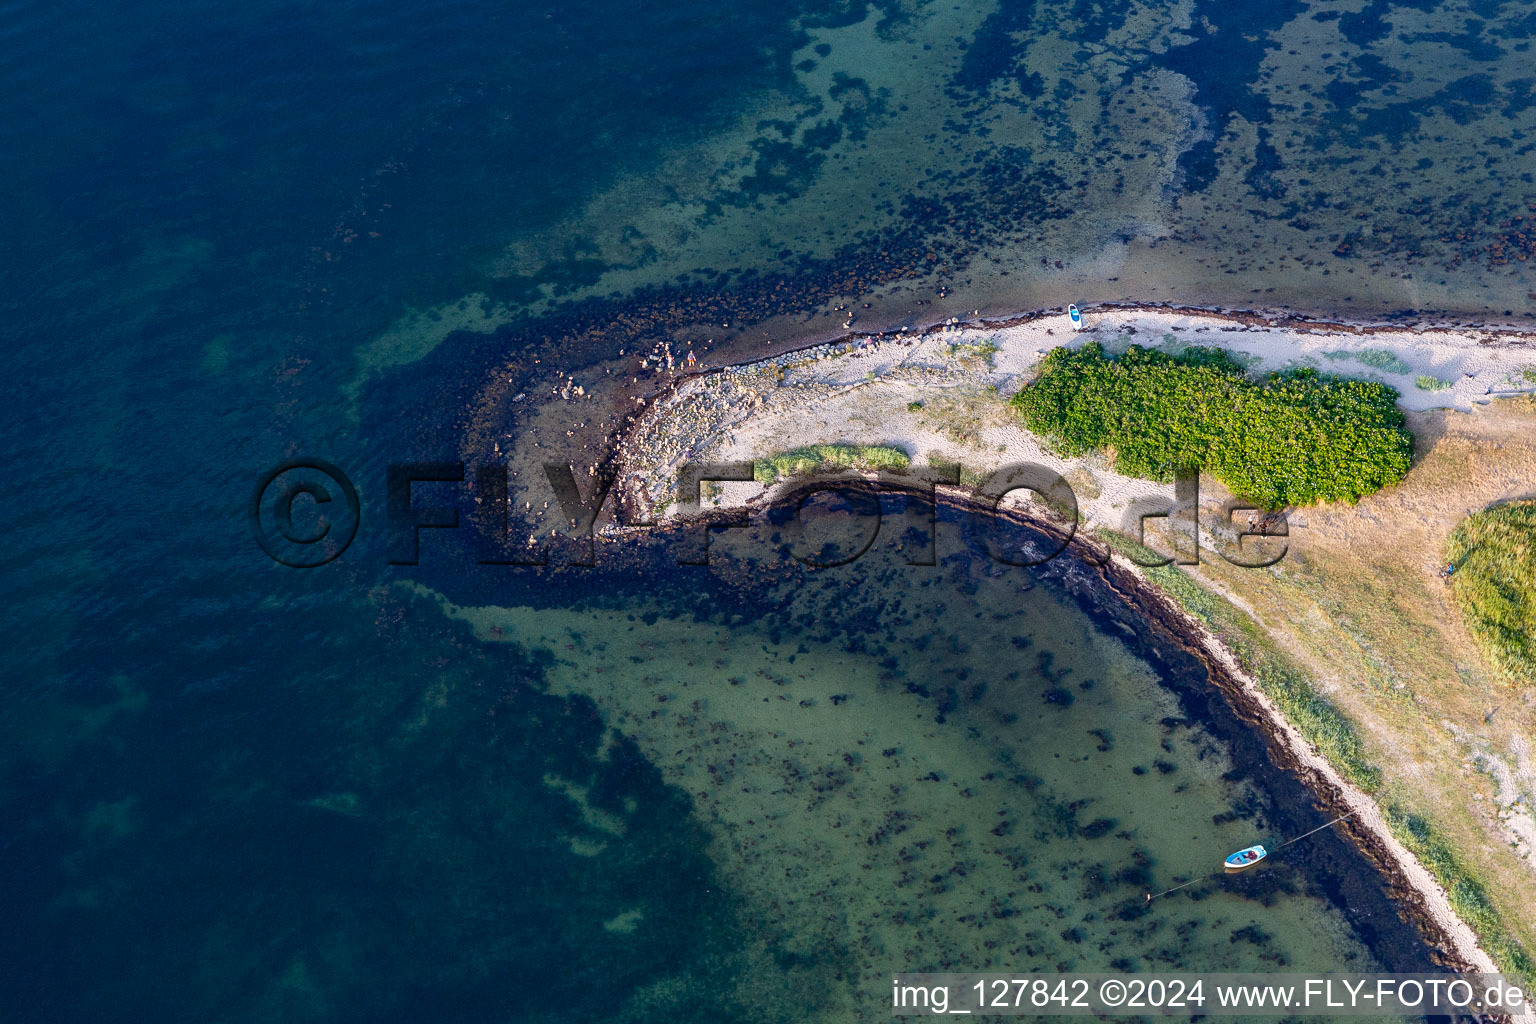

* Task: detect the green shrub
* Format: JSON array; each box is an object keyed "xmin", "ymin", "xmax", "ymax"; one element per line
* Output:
[
  {"xmin": 927, "ymin": 453, "xmax": 961, "ymax": 475},
  {"xmin": 753, "ymin": 444, "xmax": 911, "ymax": 483},
  {"xmin": 1174, "ymin": 346, "xmax": 1245, "ymax": 371},
  {"xmin": 926, "ymin": 453, "xmax": 987, "ymax": 488},
  {"xmin": 1415, "ymin": 375, "xmax": 1452, "ymax": 391},
  {"xmin": 1446, "ymin": 501, "xmax": 1536, "ymax": 688},
  {"xmin": 1011, "ymin": 343, "xmax": 1413, "ymax": 509}
]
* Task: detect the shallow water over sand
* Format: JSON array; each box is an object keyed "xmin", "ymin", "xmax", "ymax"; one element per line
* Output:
[
  {"xmin": 370, "ymin": 0, "xmax": 1536, "ymax": 391},
  {"xmin": 420, "ymin": 501, "xmax": 1436, "ymax": 1020},
  {"xmin": 2, "ymin": 0, "xmax": 1506, "ymax": 1016}
]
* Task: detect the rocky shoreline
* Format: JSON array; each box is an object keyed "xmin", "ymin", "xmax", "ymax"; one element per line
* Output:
[
  {"xmin": 607, "ymin": 302, "xmax": 1536, "ymax": 526},
  {"xmin": 597, "ymin": 486, "xmax": 1502, "ymax": 986},
  {"xmin": 1074, "ymin": 528, "xmax": 1503, "ymax": 979},
  {"xmin": 591, "ymin": 302, "xmax": 1536, "ymax": 995}
]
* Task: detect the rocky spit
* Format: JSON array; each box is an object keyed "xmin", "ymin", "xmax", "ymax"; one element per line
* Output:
[{"xmin": 615, "ymin": 322, "xmax": 996, "ymax": 516}]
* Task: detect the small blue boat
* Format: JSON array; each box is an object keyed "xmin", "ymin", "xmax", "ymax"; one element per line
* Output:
[
  {"xmin": 1068, "ymin": 303, "xmax": 1083, "ymax": 329},
  {"xmin": 1225, "ymin": 844, "xmax": 1267, "ymax": 872}
]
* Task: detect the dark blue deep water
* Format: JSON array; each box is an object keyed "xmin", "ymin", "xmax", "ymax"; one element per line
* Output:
[
  {"xmin": 1, "ymin": 2, "xmax": 823, "ymax": 1017},
  {"xmin": 5, "ymin": 0, "xmax": 1532, "ymax": 1018}
]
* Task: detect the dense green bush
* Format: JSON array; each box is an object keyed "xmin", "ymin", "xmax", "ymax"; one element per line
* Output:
[
  {"xmin": 1446, "ymin": 501, "xmax": 1536, "ymax": 688},
  {"xmin": 1010, "ymin": 343, "xmax": 1414, "ymax": 508}
]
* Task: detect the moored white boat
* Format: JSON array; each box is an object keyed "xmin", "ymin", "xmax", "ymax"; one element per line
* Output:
[{"xmin": 1224, "ymin": 844, "xmax": 1267, "ymax": 872}]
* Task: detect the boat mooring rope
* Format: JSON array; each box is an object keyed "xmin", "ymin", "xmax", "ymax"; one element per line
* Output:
[
  {"xmin": 1145, "ymin": 877, "xmax": 1204, "ymax": 901},
  {"xmin": 1272, "ymin": 811, "xmax": 1356, "ymax": 850},
  {"xmin": 1143, "ymin": 811, "xmax": 1356, "ymax": 903}
]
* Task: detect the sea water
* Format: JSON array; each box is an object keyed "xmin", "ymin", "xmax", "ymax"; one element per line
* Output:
[
  {"xmin": 403, "ymin": 498, "xmax": 1433, "ymax": 1021},
  {"xmin": 1, "ymin": 0, "xmax": 1516, "ymax": 1018}
]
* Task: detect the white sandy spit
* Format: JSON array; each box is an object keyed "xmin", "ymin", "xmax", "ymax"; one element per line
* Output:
[{"xmin": 612, "ymin": 307, "xmax": 1536, "ymax": 536}]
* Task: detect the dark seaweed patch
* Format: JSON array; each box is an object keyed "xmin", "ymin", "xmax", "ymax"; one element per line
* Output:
[
  {"xmin": 1503, "ymin": 77, "xmax": 1536, "ymax": 116},
  {"xmin": 1496, "ymin": 8, "xmax": 1536, "ymax": 38},
  {"xmin": 1324, "ymin": 53, "xmax": 1403, "ymax": 118},
  {"xmin": 1231, "ymin": 924, "xmax": 1274, "ymax": 947},
  {"xmin": 1080, "ymin": 818, "xmax": 1118, "ymax": 839},
  {"xmin": 1341, "ymin": 1, "xmax": 1393, "ymax": 46},
  {"xmin": 1404, "ymin": 18, "xmax": 1506, "ymax": 61},
  {"xmin": 950, "ymin": 1, "xmax": 1039, "ymax": 101},
  {"xmin": 1244, "ymin": 128, "xmax": 1288, "ymax": 201},
  {"xmin": 1331, "ymin": 72, "xmax": 1497, "ymax": 141},
  {"xmin": 739, "ymin": 137, "xmax": 828, "ymax": 203},
  {"xmin": 1160, "ymin": 0, "xmax": 1305, "ymax": 191},
  {"xmin": 801, "ymin": 120, "xmax": 844, "ymax": 150}
]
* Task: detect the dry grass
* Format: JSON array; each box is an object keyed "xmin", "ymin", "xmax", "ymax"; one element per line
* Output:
[
  {"xmin": 1177, "ymin": 397, "xmax": 1536, "ymax": 980},
  {"xmin": 912, "ymin": 387, "xmax": 1011, "ymax": 448}
]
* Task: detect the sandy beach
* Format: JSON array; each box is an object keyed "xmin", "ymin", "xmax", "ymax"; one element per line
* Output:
[{"xmin": 611, "ymin": 304, "xmax": 1535, "ymax": 527}]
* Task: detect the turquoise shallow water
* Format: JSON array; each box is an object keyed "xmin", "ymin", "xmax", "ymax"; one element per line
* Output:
[
  {"xmin": 413, "ymin": 503, "xmax": 1441, "ymax": 1021},
  {"xmin": 1, "ymin": 0, "xmax": 1525, "ymax": 1018}
]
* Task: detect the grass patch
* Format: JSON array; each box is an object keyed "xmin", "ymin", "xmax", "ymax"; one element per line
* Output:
[
  {"xmin": 1415, "ymin": 375, "xmax": 1453, "ymax": 392},
  {"xmin": 1011, "ymin": 343, "xmax": 1413, "ymax": 509},
  {"xmin": 753, "ymin": 444, "xmax": 911, "ymax": 484},
  {"xmin": 944, "ymin": 338, "xmax": 1000, "ymax": 364},
  {"xmin": 925, "ymin": 454, "xmax": 988, "ymax": 489},
  {"xmin": 912, "ymin": 389, "xmax": 1002, "ymax": 447},
  {"xmin": 1384, "ymin": 805, "xmax": 1535, "ymax": 984},
  {"xmin": 1064, "ymin": 467, "xmax": 1101, "ymax": 502},
  {"xmin": 1446, "ymin": 500, "xmax": 1536, "ymax": 688},
  {"xmin": 1324, "ymin": 348, "xmax": 1413, "ymax": 375}
]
